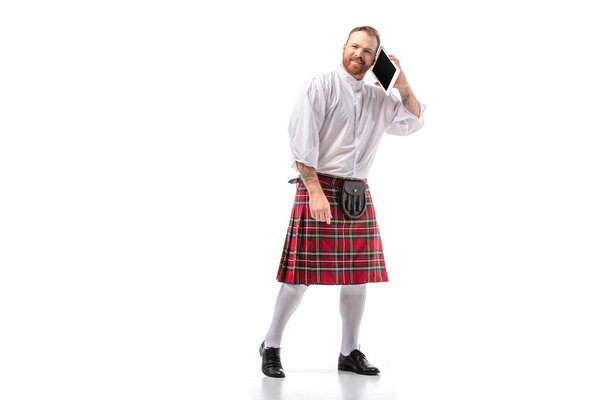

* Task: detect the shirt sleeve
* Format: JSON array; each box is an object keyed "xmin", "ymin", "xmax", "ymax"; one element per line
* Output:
[
  {"xmin": 288, "ymin": 77, "xmax": 327, "ymax": 172},
  {"xmin": 383, "ymin": 92, "xmax": 426, "ymax": 136}
]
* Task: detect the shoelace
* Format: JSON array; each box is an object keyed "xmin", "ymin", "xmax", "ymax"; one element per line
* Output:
[{"xmin": 352, "ymin": 350, "xmax": 371, "ymax": 367}]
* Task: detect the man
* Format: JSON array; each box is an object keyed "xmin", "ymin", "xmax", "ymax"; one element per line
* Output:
[{"xmin": 260, "ymin": 26, "xmax": 426, "ymax": 378}]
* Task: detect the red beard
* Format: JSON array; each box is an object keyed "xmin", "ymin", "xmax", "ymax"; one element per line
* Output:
[{"xmin": 342, "ymin": 54, "xmax": 369, "ymax": 76}]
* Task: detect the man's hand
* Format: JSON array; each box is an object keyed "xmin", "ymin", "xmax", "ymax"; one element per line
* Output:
[
  {"xmin": 309, "ymin": 192, "xmax": 332, "ymax": 224},
  {"xmin": 388, "ymin": 55, "xmax": 409, "ymax": 91},
  {"xmin": 373, "ymin": 54, "xmax": 408, "ymax": 91},
  {"xmin": 375, "ymin": 54, "xmax": 420, "ymax": 118},
  {"xmin": 296, "ymin": 161, "xmax": 332, "ymax": 224}
]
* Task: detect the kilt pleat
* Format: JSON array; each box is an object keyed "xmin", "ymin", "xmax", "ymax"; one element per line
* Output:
[{"xmin": 277, "ymin": 173, "xmax": 388, "ymax": 285}]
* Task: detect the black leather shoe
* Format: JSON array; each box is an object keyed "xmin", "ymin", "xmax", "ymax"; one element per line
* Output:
[
  {"xmin": 259, "ymin": 340, "xmax": 285, "ymax": 378},
  {"xmin": 338, "ymin": 349, "xmax": 380, "ymax": 375}
]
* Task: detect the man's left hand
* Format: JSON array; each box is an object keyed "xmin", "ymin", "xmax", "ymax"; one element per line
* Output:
[
  {"xmin": 386, "ymin": 54, "xmax": 421, "ymax": 118},
  {"xmin": 388, "ymin": 54, "xmax": 409, "ymax": 91}
]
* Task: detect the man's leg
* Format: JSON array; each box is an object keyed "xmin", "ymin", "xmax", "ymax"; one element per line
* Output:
[
  {"xmin": 338, "ymin": 283, "xmax": 380, "ymax": 374},
  {"xmin": 264, "ymin": 283, "xmax": 309, "ymax": 348},
  {"xmin": 339, "ymin": 284, "xmax": 366, "ymax": 355},
  {"xmin": 260, "ymin": 283, "xmax": 309, "ymax": 378}
]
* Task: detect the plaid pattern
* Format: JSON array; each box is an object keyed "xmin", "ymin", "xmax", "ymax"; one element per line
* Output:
[{"xmin": 277, "ymin": 173, "xmax": 388, "ymax": 285}]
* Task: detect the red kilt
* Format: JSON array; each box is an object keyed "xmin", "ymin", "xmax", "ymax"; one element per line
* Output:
[{"xmin": 277, "ymin": 173, "xmax": 388, "ymax": 285}]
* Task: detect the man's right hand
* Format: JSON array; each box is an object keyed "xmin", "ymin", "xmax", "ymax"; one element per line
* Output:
[
  {"xmin": 309, "ymin": 192, "xmax": 332, "ymax": 224},
  {"xmin": 296, "ymin": 161, "xmax": 332, "ymax": 224}
]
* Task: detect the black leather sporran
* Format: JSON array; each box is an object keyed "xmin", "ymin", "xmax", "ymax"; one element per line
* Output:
[{"xmin": 339, "ymin": 179, "xmax": 367, "ymax": 219}]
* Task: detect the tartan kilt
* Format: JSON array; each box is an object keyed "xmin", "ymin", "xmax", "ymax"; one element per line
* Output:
[{"xmin": 277, "ymin": 173, "xmax": 388, "ymax": 285}]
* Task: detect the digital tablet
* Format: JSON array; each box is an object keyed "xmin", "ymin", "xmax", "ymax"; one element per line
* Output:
[{"xmin": 371, "ymin": 46, "xmax": 400, "ymax": 96}]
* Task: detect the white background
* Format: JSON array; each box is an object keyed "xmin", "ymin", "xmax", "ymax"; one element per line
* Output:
[{"xmin": 1, "ymin": 0, "xmax": 599, "ymax": 399}]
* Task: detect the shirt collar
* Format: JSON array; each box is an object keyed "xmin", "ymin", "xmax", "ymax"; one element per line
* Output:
[{"xmin": 337, "ymin": 65, "xmax": 365, "ymax": 91}]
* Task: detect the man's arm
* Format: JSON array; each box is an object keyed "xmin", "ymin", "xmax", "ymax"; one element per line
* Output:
[
  {"xmin": 297, "ymin": 162, "xmax": 323, "ymax": 196},
  {"xmin": 397, "ymin": 85, "xmax": 421, "ymax": 118},
  {"xmin": 389, "ymin": 54, "xmax": 421, "ymax": 117},
  {"xmin": 296, "ymin": 161, "xmax": 331, "ymax": 224}
]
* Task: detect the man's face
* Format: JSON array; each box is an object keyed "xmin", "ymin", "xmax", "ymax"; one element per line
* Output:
[{"xmin": 342, "ymin": 31, "xmax": 378, "ymax": 80}]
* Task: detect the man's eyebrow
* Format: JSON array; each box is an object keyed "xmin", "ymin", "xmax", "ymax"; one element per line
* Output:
[{"xmin": 349, "ymin": 42, "xmax": 375, "ymax": 52}]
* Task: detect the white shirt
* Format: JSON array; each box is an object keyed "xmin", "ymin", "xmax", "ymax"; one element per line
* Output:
[{"xmin": 289, "ymin": 65, "xmax": 426, "ymax": 179}]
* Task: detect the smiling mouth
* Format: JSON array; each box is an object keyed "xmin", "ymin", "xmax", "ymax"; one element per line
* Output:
[{"xmin": 351, "ymin": 59, "xmax": 364, "ymax": 65}]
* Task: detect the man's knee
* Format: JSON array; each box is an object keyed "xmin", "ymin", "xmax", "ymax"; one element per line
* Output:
[
  {"xmin": 282, "ymin": 283, "xmax": 310, "ymax": 297},
  {"xmin": 340, "ymin": 284, "xmax": 366, "ymax": 296}
]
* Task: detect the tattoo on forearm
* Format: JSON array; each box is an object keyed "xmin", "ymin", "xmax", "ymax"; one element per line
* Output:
[
  {"xmin": 400, "ymin": 89, "xmax": 412, "ymax": 107},
  {"xmin": 298, "ymin": 164, "xmax": 317, "ymax": 183}
]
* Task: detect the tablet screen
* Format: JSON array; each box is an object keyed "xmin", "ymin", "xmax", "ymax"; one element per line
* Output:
[{"xmin": 372, "ymin": 48, "xmax": 396, "ymax": 90}]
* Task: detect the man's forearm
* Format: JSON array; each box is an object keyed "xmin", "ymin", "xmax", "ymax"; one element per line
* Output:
[
  {"xmin": 296, "ymin": 162, "xmax": 324, "ymax": 197},
  {"xmin": 397, "ymin": 84, "xmax": 421, "ymax": 118}
]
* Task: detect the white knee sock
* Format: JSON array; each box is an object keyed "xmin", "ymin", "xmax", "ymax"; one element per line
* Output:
[
  {"xmin": 264, "ymin": 283, "xmax": 309, "ymax": 348},
  {"xmin": 339, "ymin": 284, "xmax": 367, "ymax": 356}
]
